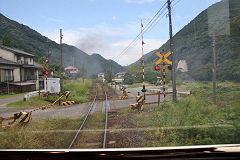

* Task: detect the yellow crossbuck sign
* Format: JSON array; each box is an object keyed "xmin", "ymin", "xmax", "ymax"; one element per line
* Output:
[{"xmin": 155, "ymin": 51, "xmax": 172, "ymax": 65}]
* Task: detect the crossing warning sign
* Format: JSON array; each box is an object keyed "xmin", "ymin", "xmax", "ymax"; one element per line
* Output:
[{"xmin": 155, "ymin": 51, "xmax": 172, "ymax": 65}]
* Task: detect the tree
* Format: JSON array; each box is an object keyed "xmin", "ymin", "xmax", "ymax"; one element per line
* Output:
[
  {"xmin": 2, "ymin": 33, "xmax": 13, "ymax": 47},
  {"xmin": 79, "ymin": 65, "xmax": 87, "ymax": 83},
  {"xmin": 123, "ymin": 72, "xmax": 134, "ymax": 84},
  {"xmin": 105, "ymin": 68, "xmax": 113, "ymax": 83}
]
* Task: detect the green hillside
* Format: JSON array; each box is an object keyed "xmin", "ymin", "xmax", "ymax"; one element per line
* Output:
[
  {"xmin": 0, "ymin": 13, "xmax": 123, "ymax": 76},
  {"xmin": 129, "ymin": 0, "xmax": 240, "ymax": 83}
]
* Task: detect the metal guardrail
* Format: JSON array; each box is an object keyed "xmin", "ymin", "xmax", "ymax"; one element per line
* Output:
[{"xmin": 23, "ymin": 90, "xmax": 46, "ymax": 101}]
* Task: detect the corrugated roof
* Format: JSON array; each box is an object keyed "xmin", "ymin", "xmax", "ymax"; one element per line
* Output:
[
  {"xmin": 0, "ymin": 45, "xmax": 35, "ymax": 57},
  {"xmin": 0, "ymin": 57, "xmax": 19, "ymax": 66}
]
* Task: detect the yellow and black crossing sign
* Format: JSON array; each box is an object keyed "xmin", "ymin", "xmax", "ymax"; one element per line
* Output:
[
  {"xmin": 129, "ymin": 94, "xmax": 145, "ymax": 112},
  {"xmin": 155, "ymin": 51, "xmax": 172, "ymax": 65},
  {"xmin": 119, "ymin": 86, "xmax": 128, "ymax": 100},
  {"xmin": 14, "ymin": 112, "xmax": 32, "ymax": 123},
  {"xmin": 136, "ymin": 95, "xmax": 144, "ymax": 104},
  {"xmin": 65, "ymin": 91, "xmax": 71, "ymax": 99},
  {"xmin": 62, "ymin": 101, "xmax": 75, "ymax": 106},
  {"xmin": 129, "ymin": 103, "xmax": 144, "ymax": 111},
  {"xmin": 129, "ymin": 103, "xmax": 138, "ymax": 110}
]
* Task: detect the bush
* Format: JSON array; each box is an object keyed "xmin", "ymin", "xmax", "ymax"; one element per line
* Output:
[
  {"xmin": 69, "ymin": 95, "xmax": 88, "ymax": 103},
  {"xmin": 63, "ymin": 79, "xmax": 91, "ymax": 104}
]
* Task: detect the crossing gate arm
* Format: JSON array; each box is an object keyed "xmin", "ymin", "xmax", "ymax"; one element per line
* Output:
[{"xmin": 0, "ymin": 116, "xmax": 15, "ymax": 129}]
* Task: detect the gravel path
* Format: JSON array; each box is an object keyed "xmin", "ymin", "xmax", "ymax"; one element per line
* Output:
[{"xmin": 0, "ymin": 95, "xmax": 24, "ymax": 107}]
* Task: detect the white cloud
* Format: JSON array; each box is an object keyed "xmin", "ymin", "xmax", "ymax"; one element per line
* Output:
[
  {"xmin": 125, "ymin": 0, "xmax": 155, "ymax": 4},
  {"xmin": 110, "ymin": 39, "xmax": 166, "ymax": 65},
  {"xmin": 43, "ymin": 23, "xmax": 166, "ymax": 65}
]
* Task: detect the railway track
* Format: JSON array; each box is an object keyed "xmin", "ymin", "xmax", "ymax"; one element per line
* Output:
[{"xmin": 68, "ymin": 80, "xmax": 109, "ymax": 149}]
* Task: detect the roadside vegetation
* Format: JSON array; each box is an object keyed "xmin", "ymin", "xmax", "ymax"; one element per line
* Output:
[
  {"xmin": 131, "ymin": 81, "xmax": 240, "ymax": 146},
  {"xmin": 6, "ymin": 79, "xmax": 92, "ymax": 108},
  {"xmin": 63, "ymin": 79, "xmax": 91, "ymax": 103},
  {"xmin": 0, "ymin": 112, "xmax": 105, "ymax": 149},
  {"xmin": 6, "ymin": 96, "xmax": 52, "ymax": 108},
  {"xmin": 0, "ymin": 93, "xmax": 25, "ymax": 100}
]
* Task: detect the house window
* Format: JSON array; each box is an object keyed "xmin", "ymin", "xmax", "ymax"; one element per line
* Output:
[
  {"xmin": 17, "ymin": 56, "xmax": 21, "ymax": 64},
  {"xmin": 4, "ymin": 69, "xmax": 13, "ymax": 82},
  {"xmin": 17, "ymin": 56, "xmax": 21, "ymax": 61},
  {"xmin": 24, "ymin": 57, "xmax": 28, "ymax": 64}
]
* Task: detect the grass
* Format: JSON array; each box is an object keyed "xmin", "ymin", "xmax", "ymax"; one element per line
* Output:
[
  {"xmin": 6, "ymin": 96, "xmax": 52, "ymax": 108},
  {"xmin": 6, "ymin": 79, "xmax": 92, "ymax": 108},
  {"xmin": 0, "ymin": 93, "xmax": 25, "ymax": 100},
  {"xmin": 63, "ymin": 79, "xmax": 91, "ymax": 103},
  {"xmin": 130, "ymin": 81, "xmax": 240, "ymax": 147},
  {"xmin": 0, "ymin": 112, "xmax": 105, "ymax": 149}
]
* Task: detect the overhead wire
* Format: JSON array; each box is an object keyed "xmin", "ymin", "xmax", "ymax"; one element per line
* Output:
[
  {"xmin": 0, "ymin": 9, "xmax": 12, "ymax": 20},
  {"xmin": 113, "ymin": 1, "xmax": 168, "ymax": 61},
  {"xmin": 144, "ymin": 0, "xmax": 183, "ymax": 35},
  {"xmin": 113, "ymin": 0, "xmax": 184, "ymax": 62}
]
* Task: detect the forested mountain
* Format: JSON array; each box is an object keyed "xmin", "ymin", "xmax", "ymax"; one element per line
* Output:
[
  {"xmin": 0, "ymin": 13, "xmax": 124, "ymax": 76},
  {"xmin": 130, "ymin": 0, "xmax": 240, "ymax": 82}
]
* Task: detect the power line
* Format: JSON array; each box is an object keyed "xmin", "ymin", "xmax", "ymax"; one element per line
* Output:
[
  {"xmin": 0, "ymin": 9, "xmax": 12, "ymax": 20},
  {"xmin": 146, "ymin": 0, "xmax": 181, "ymax": 33},
  {"xmin": 113, "ymin": 2, "xmax": 168, "ymax": 61},
  {"xmin": 113, "ymin": 0, "xmax": 183, "ymax": 62}
]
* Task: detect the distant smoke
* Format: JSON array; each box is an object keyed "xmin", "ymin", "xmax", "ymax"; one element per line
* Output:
[{"xmin": 74, "ymin": 33, "xmax": 110, "ymax": 54}]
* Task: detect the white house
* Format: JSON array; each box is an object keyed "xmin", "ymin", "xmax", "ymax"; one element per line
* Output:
[
  {"xmin": 112, "ymin": 72, "xmax": 125, "ymax": 84},
  {"xmin": 98, "ymin": 73, "xmax": 105, "ymax": 82}
]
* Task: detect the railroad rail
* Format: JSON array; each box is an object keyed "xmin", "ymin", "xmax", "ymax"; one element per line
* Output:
[
  {"xmin": 102, "ymin": 86, "xmax": 108, "ymax": 148},
  {"xmin": 68, "ymin": 80, "xmax": 109, "ymax": 149}
]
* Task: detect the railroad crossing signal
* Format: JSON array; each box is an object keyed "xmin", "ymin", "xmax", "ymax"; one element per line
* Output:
[
  {"xmin": 154, "ymin": 51, "xmax": 172, "ymax": 102},
  {"xmin": 155, "ymin": 51, "xmax": 172, "ymax": 65},
  {"xmin": 155, "ymin": 65, "xmax": 160, "ymax": 71}
]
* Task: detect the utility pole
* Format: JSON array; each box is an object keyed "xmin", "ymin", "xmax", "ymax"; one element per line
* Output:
[
  {"xmin": 47, "ymin": 39, "xmax": 50, "ymax": 62},
  {"xmin": 212, "ymin": 32, "xmax": 216, "ymax": 104},
  {"xmin": 167, "ymin": 0, "xmax": 177, "ymax": 102},
  {"xmin": 141, "ymin": 20, "xmax": 146, "ymax": 99},
  {"xmin": 60, "ymin": 29, "xmax": 63, "ymax": 93}
]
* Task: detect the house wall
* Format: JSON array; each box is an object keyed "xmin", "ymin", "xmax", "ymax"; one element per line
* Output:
[
  {"xmin": 0, "ymin": 48, "xmax": 15, "ymax": 62},
  {"xmin": 0, "ymin": 48, "xmax": 34, "ymax": 65},
  {"xmin": 21, "ymin": 68, "xmax": 24, "ymax": 81},
  {"xmin": 0, "ymin": 69, "xmax": 3, "ymax": 82},
  {"xmin": 13, "ymin": 68, "xmax": 20, "ymax": 82}
]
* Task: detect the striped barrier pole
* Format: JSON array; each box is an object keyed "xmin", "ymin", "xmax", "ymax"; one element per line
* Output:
[{"xmin": 163, "ymin": 52, "xmax": 166, "ymax": 102}]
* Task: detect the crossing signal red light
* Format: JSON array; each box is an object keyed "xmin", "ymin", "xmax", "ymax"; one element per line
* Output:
[
  {"xmin": 155, "ymin": 65, "xmax": 160, "ymax": 71},
  {"xmin": 45, "ymin": 71, "xmax": 49, "ymax": 75}
]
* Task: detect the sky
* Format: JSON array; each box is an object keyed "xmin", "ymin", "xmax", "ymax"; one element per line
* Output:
[{"xmin": 0, "ymin": 0, "xmax": 221, "ymax": 65}]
